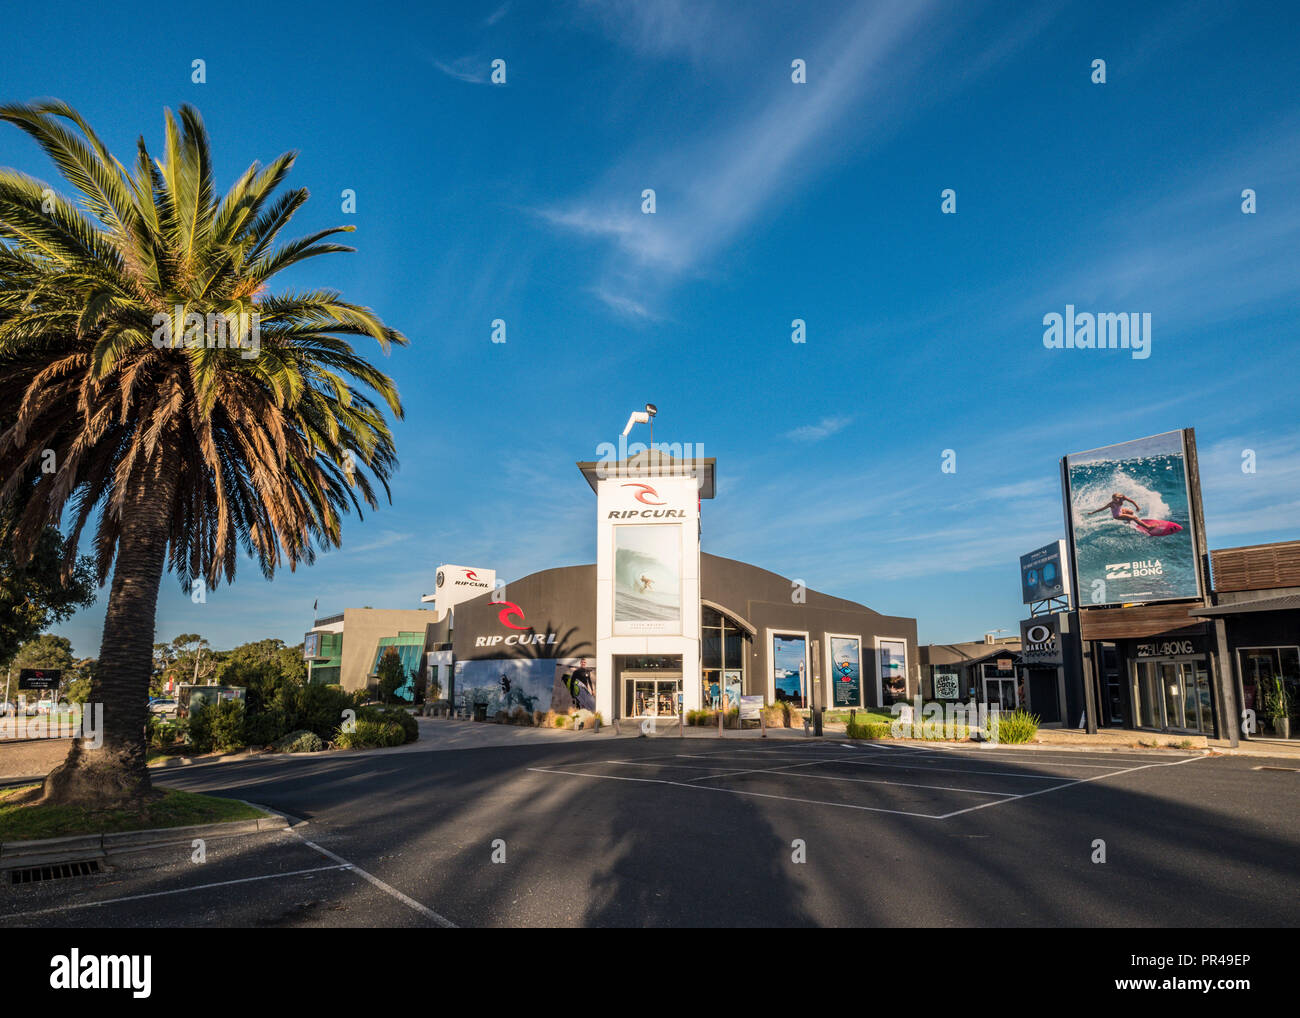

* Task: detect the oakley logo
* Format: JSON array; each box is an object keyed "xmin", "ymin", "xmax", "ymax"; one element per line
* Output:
[
  {"xmin": 491, "ymin": 600, "xmax": 528, "ymax": 631},
  {"xmin": 622, "ymin": 482, "xmax": 665, "ymax": 506}
]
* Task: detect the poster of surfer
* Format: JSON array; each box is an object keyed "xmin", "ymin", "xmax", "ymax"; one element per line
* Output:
[
  {"xmin": 1064, "ymin": 429, "xmax": 1203, "ymax": 605},
  {"xmin": 829, "ymin": 636, "xmax": 862, "ymax": 707},
  {"xmin": 613, "ymin": 524, "xmax": 681, "ymax": 635},
  {"xmin": 772, "ymin": 634, "xmax": 808, "ymax": 708},
  {"xmin": 551, "ymin": 658, "xmax": 597, "ymax": 714},
  {"xmin": 454, "ymin": 658, "xmax": 558, "ymax": 716}
]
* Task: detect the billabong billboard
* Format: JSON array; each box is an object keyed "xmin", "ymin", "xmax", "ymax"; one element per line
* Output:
[{"xmin": 1062, "ymin": 430, "xmax": 1204, "ymax": 606}]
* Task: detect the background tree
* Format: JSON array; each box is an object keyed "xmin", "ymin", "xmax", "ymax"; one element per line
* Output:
[
  {"xmin": 375, "ymin": 647, "xmax": 405, "ymax": 705},
  {"xmin": 4, "ymin": 632, "xmax": 76, "ymax": 701},
  {"xmin": 0, "ymin": 101, "xmax": 406, "ymax": 804},
  {"xmin": 162, "ymin": 633, "xmax": 220, "ymax": 688},
  {"xmin": 0, "ymin": 506, "xmax": 96, "ymax": 666},
  {"xmin": 218, "ymin": 637, "xmax": 306, "ymax": 685}
]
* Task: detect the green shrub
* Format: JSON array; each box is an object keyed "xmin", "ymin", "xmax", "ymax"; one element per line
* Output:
[
  {"xmin": 245, "ymin": 706, "xmax": 292, "ymax": 746},
  {"xmin": 148, "ymin": 716, "xmax": 186, "ymax": 750},
  {"xmin": 358, "ymin": 705, "xmax": 418, "ymax": 744},
  {"xmin": 188, "ymin": 699, "xmax": 247, "ymax": 754},
  {"xmin": 335, "ymin": 718, "xmax": 405, "ymax": 749},
  {"xmin": 272, "ymin": 729, "xmax": 324, "ymax": 753},
  {"xmin": 846, "ymin": 719, "xmax": 891, "ymax": 740},
  {"xmin": 297, "ymin": 683, "xmax": 358, "ymax": 741},
  {"xmin": 985, "ymin": 708, "xmax": 1039, "ymax": 745}
]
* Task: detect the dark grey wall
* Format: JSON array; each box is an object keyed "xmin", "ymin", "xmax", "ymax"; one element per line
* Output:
[
  {"xmin": 445, "ymin": 553, "xmax": 919, "ymax": 709},
  {"xmin": 702, "ymin": 553, "xmax": 919, "ymax": 709},
  {"xmin": 451, "ymin": 564, "xmax": 597, "ymax": 661}
]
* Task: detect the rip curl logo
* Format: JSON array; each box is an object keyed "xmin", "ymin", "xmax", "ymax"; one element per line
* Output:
[
  {"xmin": 491, "ymin": 600, "xmax": 528, "ymax": 630},
  {"xmin": 622, "ymin": 482, "xmax": 665, "ymax": 506},
  {"xmin": 464, "ymin": 569, "xmax": 479, "ymax": 580}
]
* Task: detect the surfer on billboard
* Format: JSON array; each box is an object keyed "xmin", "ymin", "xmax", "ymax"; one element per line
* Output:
[
  {"xmin": 563, "ymin": 658, "xmax": 596, "ymax": 711},
  {"xmin": 1087, "ymin": 492, "xmax": 1182, "ymax": 537}
]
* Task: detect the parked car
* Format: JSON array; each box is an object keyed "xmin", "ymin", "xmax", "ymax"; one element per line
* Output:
[{"xmin": 148, "ymin": 697, "xmax": 179, "ymax": 718}]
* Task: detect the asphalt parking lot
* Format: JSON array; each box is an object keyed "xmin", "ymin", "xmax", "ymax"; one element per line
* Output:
[{"xmin": 2, "ymin": 732, "xmax": 1297, "ymax": 927}]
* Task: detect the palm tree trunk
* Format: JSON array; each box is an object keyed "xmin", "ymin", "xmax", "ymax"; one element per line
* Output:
[{"xmin": 41, "ymin": 451, "xmax": 179, "ymax": 806}]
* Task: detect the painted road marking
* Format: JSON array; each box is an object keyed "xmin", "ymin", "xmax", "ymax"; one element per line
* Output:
[
  {"xmin": 527, "ymin": 766, "xmax": 951, "ymax": 818},
  {"xmin": 0, "ymin": 864, "xmax": 350, "ymax": 920},
  {"xmin": 532, "ymin": 749, "xmax": 1210, "ymax": 821},
  {"xmin": 296, "ymin": 835, "xmax": 456, "ymax": 928},
  {"xmin": 935, "ymin": 754, "xmax": 1208, "ymax": 819}
]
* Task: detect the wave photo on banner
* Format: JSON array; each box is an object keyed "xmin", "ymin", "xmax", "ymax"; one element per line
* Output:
[
  {"xmin": 1065, "ymin": 430, "xmax": 1201, "ymax": 605},
  {"xmin": 613, "ymin": 524, "xmax": 681, "ymax": 634}
]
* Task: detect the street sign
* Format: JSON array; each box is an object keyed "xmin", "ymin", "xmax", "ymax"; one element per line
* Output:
[{"xmin": 18, "ymin": 668, "xmax": 61, "ymax": 691}]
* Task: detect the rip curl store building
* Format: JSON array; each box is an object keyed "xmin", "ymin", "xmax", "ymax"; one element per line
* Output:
[{"xmin": 424, "ymin": 451, "xmax": 918, "ymax": 721}]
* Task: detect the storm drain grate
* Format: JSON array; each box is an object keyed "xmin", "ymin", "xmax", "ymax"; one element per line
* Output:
[{"xmin": 7, "ymin": 859, "xmax": 103, "ymax": 885}]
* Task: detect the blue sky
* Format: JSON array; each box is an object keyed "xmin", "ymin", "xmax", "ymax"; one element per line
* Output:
[{"xmin": 2, "ymin": 0, "xmax": 1297, "ymax": 657}]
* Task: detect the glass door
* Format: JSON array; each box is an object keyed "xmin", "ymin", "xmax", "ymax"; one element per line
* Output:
[
  {"xmin": 1161, "ymin": 662, "xmax": 1185, "ymax": 729},
  {"xmin": 1138, "ymin": 659, "xmax": 1212, "ymax": 733},
  {"xmin": 983, "ymin": 676, "xmax": 1018, "ymax": 709},
  {"xmin": 624, "ymin": 673, "xmax": 683, "ymax": 717}
]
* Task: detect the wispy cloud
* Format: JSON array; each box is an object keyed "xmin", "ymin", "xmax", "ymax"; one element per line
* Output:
[
  {"xmin": 542, "ymin": 0, "xmax": 1059, "ymax": 317},
  {"xmin": 786, "ymin": 416, "xmax": 852, "ymax": 442},
  {"xmin": 591, "ymin": 286, "xmax": 661, "ymax": 321},
  {"xmin": 483, "ymin": 2, "xmax": 511, "ymax": 27},
  {"xmin": 574, "ymin": 0, "xmax": 737, "ymax": 64},
  {"xmin": 433, "ymin": 57, "xmax": 488, "ymax": 84},
  {"xmin": 345, "ymin": 530, "xmax": 414, "ymax": 555}
]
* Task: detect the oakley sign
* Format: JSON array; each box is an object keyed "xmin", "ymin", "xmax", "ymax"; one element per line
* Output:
[{"xmin": 1019, "ymin": 615, "xmax": 1064, "ymax": 665}]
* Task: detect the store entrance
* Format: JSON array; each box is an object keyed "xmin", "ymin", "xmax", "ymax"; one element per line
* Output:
[
  {"xmin": 1134, "ymin": 658, "xmax": 1212, "ymax": 734},
  {"xmin": 622, "ymin": 670, "xmax": 682, "ymax": 718}
]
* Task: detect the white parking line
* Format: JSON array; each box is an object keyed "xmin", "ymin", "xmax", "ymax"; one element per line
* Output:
[
  {"xmin": 0, "ymin": 864, "xmax": 351, "ymax": 920},
  {"xmin": 533, "ymin": 748, "xmax": 1210, "ymax": 821},
  {"xmin": 730, "ymin": 768, "xmax": 1020, "ymax": 797},
  {"xmin": 819, "ymin": 757, "xmax": 1087, "ymax": 780},
  {"xmin": 296, "ymin": 835, "xmax": 456, "ymax": 928},
  {"xmin": 527, "ymin": 766, "xmax": 948, "ymax": 818},
  {"xmin": 935, "ymin": 754, "xmax": 1208, "ymax": 818}
]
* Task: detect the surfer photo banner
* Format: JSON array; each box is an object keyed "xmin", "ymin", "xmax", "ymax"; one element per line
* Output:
[
  {"xmin": 613, "ymin": 523, "xmax": 682, "ymax": 635},
  {"xmin": 828, "ymin": 635, "xmax": 862, "ymax": 708},
  {"xmin": 1062, "ymin": 429, "xmax": 1204, "ymax": 606},
  {"xmin": 772, "ymin": 633, "xmax": 808, "ymax": 709}
]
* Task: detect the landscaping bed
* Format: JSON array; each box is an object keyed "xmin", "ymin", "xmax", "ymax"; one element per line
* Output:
[{"xmin": 0, "ymin": 784, "xmax": 267, "ymax": 842}]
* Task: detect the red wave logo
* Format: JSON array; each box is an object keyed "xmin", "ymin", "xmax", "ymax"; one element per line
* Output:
[
  {"xmin": 491, "ymin": 600, "xmax": 528, "ymax": 631},
  {"xmin": 622, "ymin": 482, "xmax": 665, "ymax": 506},
  {"xmin": 464, "ymin": 569, "xmax": 478, "ymax": 580}
]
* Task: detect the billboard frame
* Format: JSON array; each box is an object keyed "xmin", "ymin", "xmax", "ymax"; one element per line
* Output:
[{"xmin": 1060, "ymin": 427, "xmax": 1210, "ymax": 609}]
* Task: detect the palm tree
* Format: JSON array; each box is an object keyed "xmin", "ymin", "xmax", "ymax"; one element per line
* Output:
[{"xmin": 0, "ymin": 101, "xmax": 407, "ymax": 804}]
